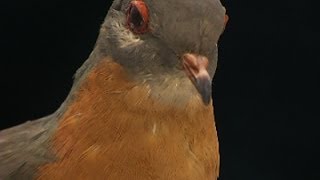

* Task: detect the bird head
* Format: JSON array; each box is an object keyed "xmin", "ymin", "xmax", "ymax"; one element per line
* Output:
[{"xmin": 95, "ymin": 0, "xmax": 227, "ymax": 106}]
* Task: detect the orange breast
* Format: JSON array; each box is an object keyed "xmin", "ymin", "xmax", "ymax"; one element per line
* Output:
[{"xmin": 37, "ymin": 58, "xmax": 219, "ymax": 180}]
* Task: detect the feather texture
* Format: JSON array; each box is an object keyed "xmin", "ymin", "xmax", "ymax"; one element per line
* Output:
[{"xmin": 36, "ymin": 59, "xmax": 220, "ymax": 180}]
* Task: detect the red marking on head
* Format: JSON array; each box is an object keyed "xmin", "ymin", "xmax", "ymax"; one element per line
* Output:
[{"xmin": 224, "ymin": 14, "xmax": 229, "ymax": 27}]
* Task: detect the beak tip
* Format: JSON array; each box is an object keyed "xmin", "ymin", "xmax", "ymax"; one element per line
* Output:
[
  {"xmin": 195, "ymin": 77, "xmax": 212, "ymax": 106},
  {"xmin": 202, "ymin": 95, "xmax": 212, "ymax": 105}
]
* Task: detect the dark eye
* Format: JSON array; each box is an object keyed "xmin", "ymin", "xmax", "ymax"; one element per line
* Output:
[{"xmin": 126, "ymin": 0, "xmax": 149, "ymax": 34}]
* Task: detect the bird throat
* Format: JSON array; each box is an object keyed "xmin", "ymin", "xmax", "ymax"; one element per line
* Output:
[{"xmin": 37, "ymin": 58, "xmax": 219, "ymax": 179}]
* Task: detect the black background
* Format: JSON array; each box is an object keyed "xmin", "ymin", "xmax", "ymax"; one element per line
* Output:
[{"xmin": 0, "ymin": 0, "xmax": 319, "ymax": 179}]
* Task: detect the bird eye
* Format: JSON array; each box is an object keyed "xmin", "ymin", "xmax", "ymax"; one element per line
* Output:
[{"xmin": 126, "ymin": 0, "xmax": 149, "ymax": 34}]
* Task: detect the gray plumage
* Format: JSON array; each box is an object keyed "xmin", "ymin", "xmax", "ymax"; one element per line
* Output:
[{"xmin": 0, "ymin": 0, "xmax": 227, "ymax": 179}]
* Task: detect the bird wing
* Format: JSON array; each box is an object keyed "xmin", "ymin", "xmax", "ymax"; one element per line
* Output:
[{"xmin": 0, "ymin": 115, "xmax": 56, "ymax": 179}]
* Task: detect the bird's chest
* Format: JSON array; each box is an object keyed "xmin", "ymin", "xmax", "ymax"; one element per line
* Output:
[
  {"xmin": 38, "ymin": 106, "xmax": 218, "ymax": 180},
  {"xmin": 37, "ymin": 61, "xmax": 219, "ymax": 179}
]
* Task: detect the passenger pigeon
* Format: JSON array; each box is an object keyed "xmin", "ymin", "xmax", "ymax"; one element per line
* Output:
[{"xmin": 0, "ymin": 0, "xmax": 228, "ymax": 179}]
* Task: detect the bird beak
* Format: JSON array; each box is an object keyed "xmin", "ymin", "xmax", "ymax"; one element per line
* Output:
[{"xmin": 182, "ymin": 53, "xmax": 212, "ymax": 105}]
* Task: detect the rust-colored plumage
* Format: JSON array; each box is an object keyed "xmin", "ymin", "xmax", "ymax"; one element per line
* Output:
[
  {"xmin": 38, "ymin": 59, "xmax": 219, "ymax": 179},
  {"xmin": 0, "ymin": 0, "xmax": 227, "ymax": 179}
]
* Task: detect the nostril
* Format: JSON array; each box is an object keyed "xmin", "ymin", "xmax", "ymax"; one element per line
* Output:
[
  {"xmin": 182, "ymin": 54, "xmax": 198, "ymax": 69},
  {"xmin": 182, "ymin": 53, "xmax": 209, "ymax": 71}
]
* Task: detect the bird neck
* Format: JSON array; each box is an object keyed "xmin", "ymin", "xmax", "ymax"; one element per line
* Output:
[{"xmin": 51, "ymin": 57, "xmax": 215, "ymax": 154}]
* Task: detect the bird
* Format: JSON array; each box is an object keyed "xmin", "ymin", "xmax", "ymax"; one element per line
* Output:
[{"xmin": 0, "ymin": 0, "xmax": 228, "ymax": 179}]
